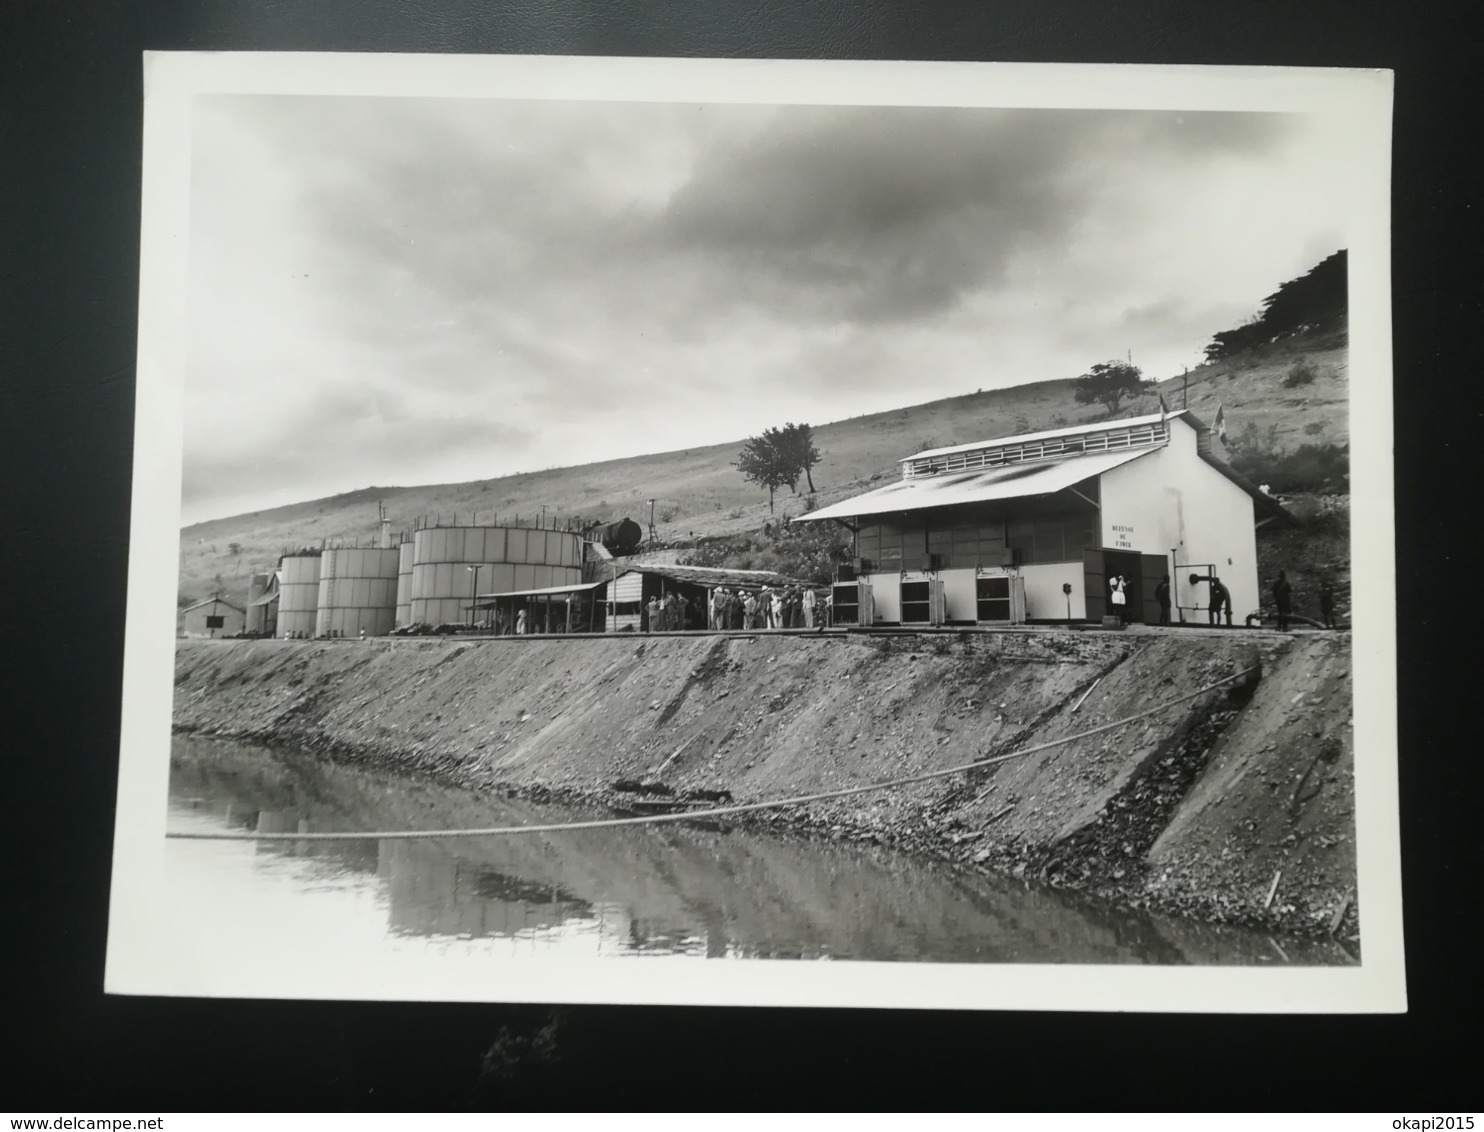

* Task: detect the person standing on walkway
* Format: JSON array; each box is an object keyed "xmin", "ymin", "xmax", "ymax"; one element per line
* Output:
[
  {"xmin": 709, "ymin": 588, "xmax": 722, "ymax": 630},
  {"xmin": 1319, "ymin": 574, "xmax": 1337, "ymax": 629},
  {"xmin": 1208, "ymin": 577, "xmax": 1231, "ymax": 626},
  {"xmin": 645, "ymin": 596, "xmax": 658, "ymax": 633},
  {"xmin": 1109, "ymin": 574, "xmax": 1128, "ymax": 625},
  {"xmin": 515, "ymin": 607, "xmax": 527, "ymax": 635},
  {"xmin": 802, "ymin": 585, "xmax": 816, "ymax": 628},
  {"xmin": 741, "ymin": 589, "xmax": 756, "ymax": 630},
  {"xmin": 770, "ymin": 587, "xmax": 783, "ymax": 630},
  {"xmin": 1154, "ymin": 575, "xmax": 1171, "ymax": 625},
  {"xmin": 1273, "ymin": 569, "xmax": 1293, "ymax": 631}
]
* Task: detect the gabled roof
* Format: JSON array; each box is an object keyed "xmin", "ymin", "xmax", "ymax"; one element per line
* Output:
[
  {"xmin": 797, "ymin": 448, "xmax": 1150, "ymax": 523},
  {"xmin": 181, "ymin": 597, "xmax": 245, "ymax": 615}
]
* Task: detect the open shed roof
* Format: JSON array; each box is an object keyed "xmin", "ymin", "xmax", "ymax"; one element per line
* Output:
[
  {"xmin": 475, "ymin": 580, "xmax": 604, "ymax": 605},
  {"xmin": 615, "ymin": 562, "xmax": 817, "ymax": 589}
]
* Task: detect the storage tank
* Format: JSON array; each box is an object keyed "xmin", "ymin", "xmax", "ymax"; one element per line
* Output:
[
  {"xmin": 409, "ymin": 525, "xmax": 583, "ymax": 626},
  {"xmin": 277, "ymin": 553, "xmax": 322, "ymax": 637},
  {"xmin": 315, "ymin": 546, "xmax": 400, "ymax": 638},
  {"xmin": 590, "ymin": 517, "xmax": 644, "ymax": 556},
  {"xmin": 394, "ymin": 541, "xmax": 415, "ymax": 627}
]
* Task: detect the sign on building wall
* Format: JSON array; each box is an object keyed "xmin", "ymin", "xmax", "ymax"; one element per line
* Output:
[{"xmin": 1111, "ymin": 523, "xmax": 1136, "ymax": 549}]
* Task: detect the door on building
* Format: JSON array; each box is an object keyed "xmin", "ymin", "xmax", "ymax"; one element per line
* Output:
[
  {"xmin": 1086, "ymin": 548, "xmax": 1149, "ymax": 624},
  {"xmin": 1140, "ymin": 552, "xmax": 1171, "ymax": 624},
  {"xmin": 1105, "ymin": 549, "xmax": 1143, "ymax": 623},
  {"xmin": 1082, "ymin": 548, "xmax": 1106, "ymax": 622}
]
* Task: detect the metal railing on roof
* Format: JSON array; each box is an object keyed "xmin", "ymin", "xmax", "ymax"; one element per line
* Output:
[{"xmin": 902, "ymin": 420, "xmax": 1169, "ymax": 479}]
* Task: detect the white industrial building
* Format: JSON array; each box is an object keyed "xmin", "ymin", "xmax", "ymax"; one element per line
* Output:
[{"xmin": 796, "ymin": 411, "xmax": 1290, "ymax": 626}]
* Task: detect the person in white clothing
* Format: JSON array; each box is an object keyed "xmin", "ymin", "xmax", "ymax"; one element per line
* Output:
[
  {"xmin": 802, "ymin": 586, "xmax": 816, "ymax": 628},
  {"xmin": 1109, "ymin": 575, "xmax": 1128, "ymax": 625}
]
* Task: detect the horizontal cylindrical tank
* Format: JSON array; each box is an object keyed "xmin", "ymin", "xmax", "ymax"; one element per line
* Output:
[
  {"xmin": 394, "ymin": 541, "xmax": 414, "ymax": 627},
  {"xmin": 277, "ymin": 554, "xmax": 321, "ymax": 637},
  {"xmin": 592, "ymin": 517, "xmax": 643, "ymax": 556},
  {"xmin": 316, "ymin": 546, "xmax": 400, "ymax": 638},
  {"xmin": 409, "ymin": 525, "xmax": 583, "ymax": 626}
]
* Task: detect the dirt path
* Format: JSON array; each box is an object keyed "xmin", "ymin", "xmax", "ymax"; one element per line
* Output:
[{"xmin": 172, "ymin": 628, "xmax": 1356, "ymax": 938}]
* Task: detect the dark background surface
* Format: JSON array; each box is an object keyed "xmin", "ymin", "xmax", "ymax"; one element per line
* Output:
[{"xmin": 3, "ymin": 0, "xmax": 1477, "ymax": 1110}]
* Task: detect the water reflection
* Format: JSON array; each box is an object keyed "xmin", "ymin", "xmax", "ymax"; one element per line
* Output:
[{"xmin": 167, "ymin": 736, "xmax": 1356, "ymax": 965}]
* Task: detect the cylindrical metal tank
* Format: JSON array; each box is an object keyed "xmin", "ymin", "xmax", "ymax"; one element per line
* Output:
[
  {"xmin": 394, "ymin": 541, "xmax": 415, "ymax": 627},
  {"xmin": 592, "ymin": 518, "xmax": 643, "ymax": 556},
  {"xmin": 315, "ymin": 546, "xmax": 400, "ymax": 638},
  {"xmin": 409, "ymin": 525, "xmax": 583, "ymax": 626},
  {"xmin": 277, "ymin": 553, "xmax": 322, "ymax": 637}
]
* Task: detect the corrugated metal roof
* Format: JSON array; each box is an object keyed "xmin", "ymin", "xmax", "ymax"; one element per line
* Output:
[
  {"xmin": 797, "ymin": 448, "xmax": 1152, "ymax": 523},
  {"xmin": 904, "ymin": 410, "xmax": 1188, "ymax": 461},
  {"xmin": 476, "ymin": 580, "xmax": 604, "ymax": 603},
  {"xmin": 615, "ymin": 562, "xmax": 816, "ymax": 589},
  {"xmin": 249, "ymin": 591, "xmax": 280, "ymax": 607}
]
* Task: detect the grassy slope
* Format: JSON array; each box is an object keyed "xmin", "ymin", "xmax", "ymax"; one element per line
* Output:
[{"xmin": 180, "ymin": 323, "xmax": 1348, "ymax": 610}]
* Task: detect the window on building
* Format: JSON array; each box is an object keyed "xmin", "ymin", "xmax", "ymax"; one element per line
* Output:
[
  {"xmin": 856, "ymin": 518, "xmax": 924, "ymax": 570},
  {"xmin": 205, "ymin": 615, "xmax": 225, "ymax": 629},
  {"xmin": 1007, "ymin": 512, "xmax": 1098, "ymax": 564}
]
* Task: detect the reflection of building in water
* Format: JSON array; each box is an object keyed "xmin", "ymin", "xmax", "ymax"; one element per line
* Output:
[{"xmin": 377, "ymin": 841, "xmax": 593, "ymax": 939}]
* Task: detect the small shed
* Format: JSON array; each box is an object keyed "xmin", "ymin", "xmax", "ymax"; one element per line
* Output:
[
  {"xmin": 474, "ymin": 580, "xmax": 606, "ymax": 634},
  {"xmin": 245, "ymin": 571, "xmax": 280, "ymax": 637},
  {"xmin": 607, "ymin": 563, "xmax": 820, "ymax": 632},
  {"xmin": 180, "ymin": 596, "xmax": 246, "ymax": 639}
]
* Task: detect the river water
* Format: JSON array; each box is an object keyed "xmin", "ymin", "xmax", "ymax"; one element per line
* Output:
[{"xmin": 165, "ymin": 735, "xmax": 1355, "ymax": 966}]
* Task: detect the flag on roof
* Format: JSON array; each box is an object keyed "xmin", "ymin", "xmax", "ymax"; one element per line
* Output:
[{"xmin": 1214, "ymin": 403, "xmax": 1227, "ymax": 442}]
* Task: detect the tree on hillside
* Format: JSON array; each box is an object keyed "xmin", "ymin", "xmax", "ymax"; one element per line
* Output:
[
  {"xmin": 734, "ymin": 431, "xmax": 793, "ymax": 513},
  {"xmin": 775, "ymin": 422, "xmax": 823, "ymax": 493},
  {"xmin": 1203, "ymin": 250, "xmax": 1347, "ymax": 362},
  {"xmin": 1073, "ymin": 361, "xmax": 1146, "ymax": 415}
]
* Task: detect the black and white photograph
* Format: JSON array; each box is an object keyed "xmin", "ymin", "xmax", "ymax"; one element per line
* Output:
[{"xmin": 107, "ymin": 54, "xmax": 1401, "ymax": 1011}]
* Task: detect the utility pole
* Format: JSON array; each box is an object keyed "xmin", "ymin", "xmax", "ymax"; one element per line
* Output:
[
  {"xmin": 1182, "ymin": 366, "xmax": 1189, "ymax": 410},
  {"xmin": 647, "ymin": 498, "xmax": 656, "ymax": 547}
]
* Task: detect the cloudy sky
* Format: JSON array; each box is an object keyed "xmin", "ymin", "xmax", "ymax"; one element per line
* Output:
[{"xmin": 182, "ymin": 96, "xmax": 1348, "ymax": 523}]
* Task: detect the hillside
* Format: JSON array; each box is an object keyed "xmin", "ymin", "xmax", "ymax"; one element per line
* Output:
[{"xmin": 179, "ymin": 322, "xmax": 1348, "ymax": 611}]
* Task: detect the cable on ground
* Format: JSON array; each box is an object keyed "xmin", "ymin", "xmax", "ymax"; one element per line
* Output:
[{"xmin": 166, "ymin": 664, "xmax": 1257, "ymax": 843}]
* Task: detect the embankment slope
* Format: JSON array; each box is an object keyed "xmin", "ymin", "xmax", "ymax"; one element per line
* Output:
[{"xmin": 173, "ymin": 630, "xmax": 1355, "ymax": 937}]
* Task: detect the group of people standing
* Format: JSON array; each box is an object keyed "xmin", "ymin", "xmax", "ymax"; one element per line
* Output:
[
  {"xmin": 1126, "ymin": 568, "xmax": 1341, "ymax": 630},
  {"xmin": 1272, "ymin": 569, "xmax": 1339, "ymax": 630},
  {"xmin": 645, "ymin": 591, "xmax": 698, "ymax": 632},
  {"xmin": 706, "ymin": 585, "xmax": 820, "ymax": 632}
]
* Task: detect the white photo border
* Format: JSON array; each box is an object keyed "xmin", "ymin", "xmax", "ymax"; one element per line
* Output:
[{"xmin": 107, "ymin": 52, "xmax": 1401, "ymax": 1012}]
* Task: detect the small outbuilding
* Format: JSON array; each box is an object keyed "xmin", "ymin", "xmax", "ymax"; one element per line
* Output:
[
  {"xmin": 245, "ymin": 571, "xmax": 279, "ymax": 637},
  {"xmin": 474, "ymin": 562, "xmax": 821, "ymax": 633},
  {"xmin": 180, "ymin": 596, "xmax": 246, "ymax": 639}
]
